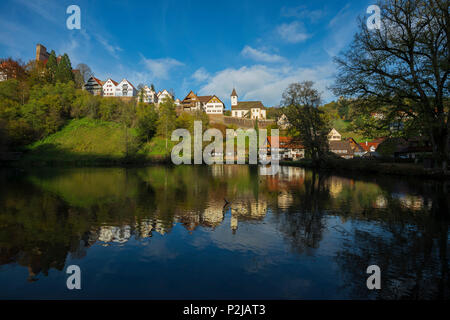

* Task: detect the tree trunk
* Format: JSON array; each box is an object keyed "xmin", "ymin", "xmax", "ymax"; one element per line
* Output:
[{"xmin": 431, "ymin": 126, "xmax": 449, "ymax": 172}]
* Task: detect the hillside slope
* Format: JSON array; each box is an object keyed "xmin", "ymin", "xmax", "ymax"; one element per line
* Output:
[{"xmin": 23, "ymin": 118, "xmax": 169, "ymax": 164}]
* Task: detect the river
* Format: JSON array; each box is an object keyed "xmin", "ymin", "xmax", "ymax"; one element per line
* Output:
[{"xmin": 0, "ymin": 165, "xmax": 448, "ymax": 299}]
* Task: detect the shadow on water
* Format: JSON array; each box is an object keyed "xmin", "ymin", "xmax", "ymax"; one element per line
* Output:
[{"xmin": 0, "ymin": 165, "xmax": 448, "ymax": 299}]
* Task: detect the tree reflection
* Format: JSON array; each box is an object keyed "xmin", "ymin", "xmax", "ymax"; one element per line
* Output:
[
  {"xmin": 334, "ymin": 196, "xmax": 449, "ymax": 299},
  {"xmin": 273, "ymin": 171, "xmax": 330, "ymax": 254},
  {"xmin": 0, "ymin": 165, "xmax": 448, "ymax": 299}
]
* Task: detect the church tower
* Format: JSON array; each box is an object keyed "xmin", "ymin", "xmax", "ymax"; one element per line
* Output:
[{"xmin": 231, "ymin": 88, "xmax": 238, "ymax": 107}]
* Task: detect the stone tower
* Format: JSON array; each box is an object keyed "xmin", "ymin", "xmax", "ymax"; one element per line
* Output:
[{"xmin": 36, "ymin": 44, "xmax": 50, "ymax": 62}]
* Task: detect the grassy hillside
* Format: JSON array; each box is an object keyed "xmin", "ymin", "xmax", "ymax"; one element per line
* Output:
[
  {"xmin": 23, "ymin": 118, "xmax": 170, "ymax": 164},
  {"xmin": 332, "ymin": 119, "xmax": 368, "ymax": 143}
]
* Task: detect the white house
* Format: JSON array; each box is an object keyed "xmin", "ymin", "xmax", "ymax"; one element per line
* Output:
[
  {"xmin": 277, "ymin": 114, "xmax": 290, "ymax": 129},
  {"xmin": 204, "ymin": 95, "xmax": 224, "ymax": 114},
  {"xmin": 157, "ymin": 89, "xmax": 173, "ymax": 103},
  {"xmin": 115, "ymin": 79, "xmax": 137, "ymax": 97},
  {"xmin": 328, "ymin": 128, "xmax": 342, "ymax": 141},
  {"xmin": 180, "ymin": 91, "xmax": 223, "ymax": 113},
  {"xmin": 102, "ymin": 79, "xmax": 118, "ymax": 97},
  {"xmin": 0, "ymin": 71, "xmax": 6, "ymax": 82},
  {"xmin": 142, "ymin": 85, "xmax": 157, "ymax": 103},
  {"xmin": 230, "ymin": 88, "xmax": 266, "ymax": 119}
]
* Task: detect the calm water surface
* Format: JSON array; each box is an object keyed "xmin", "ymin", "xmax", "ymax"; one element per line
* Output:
[{"xmin": 0, "ymin": 165, "xmax": 449, "ymax": 299}]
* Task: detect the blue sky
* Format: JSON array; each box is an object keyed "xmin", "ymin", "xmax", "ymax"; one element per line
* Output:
[{"xmin": 0, "ymin": 0, "xmax": 372, "ymax": 108}]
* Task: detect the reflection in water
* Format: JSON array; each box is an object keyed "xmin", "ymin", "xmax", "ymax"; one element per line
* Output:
[{"xmin": 0, "ymin": 166, "xmax": 448, "ymax": 299}]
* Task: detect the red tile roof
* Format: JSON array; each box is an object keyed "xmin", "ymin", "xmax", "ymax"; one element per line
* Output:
[
  {"xmin": 359, "ymin": 141, "xmax": 380, "ymax": 152},
  {"xmin": 267, "ymin": 136, "xmax": 304, "ymax": 149},
  {"xmin": 92, "ymin": 77, "xmax": 104, "ymax": 86},
  {"xmin": 104, "ymin": 78, "xmax": 118, "ymax": 86}
]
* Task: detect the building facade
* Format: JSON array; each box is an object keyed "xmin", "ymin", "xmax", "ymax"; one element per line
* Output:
[
  {"xmin": 264, "ymin": 137, "xmax": 305, "ymax": 161},
  {"xmin": 180, "ymin": 91, "xmax": 223, "ymax": 113},
  {"xmin": 36, "ymin": 44, "xmax": 50, "ymax": 62},
  {"xmin": 203, "ymin": 95, "xmax": 224, "ymax": 114},
  {"xmin": 230, "ymin": 89, "xmax": 266, "ymax": 119},
  {"xmin": 115, "ymin": 79, "xmax": 137, "ymax": 97},
  {"xmin": 328, "ymin": 128, "xmax": 342, "ymax": 141},
  {"xmin": 329, "ymin": 140, "xmax": 354, "ymax": 159},
  {"xmin": 83, "ymin": 76, "xmax": 104, "ymax": 95},
  {"xmin": 157, "ymin": 89, "xmax": 173, "ymax": 103},
  {"xmin": 102, "ymin": 79, "xmax": 118, "ymax": 97},
  {"xmin": 142, "ymin": 85, "xmax": 157, "ymax": 103}
]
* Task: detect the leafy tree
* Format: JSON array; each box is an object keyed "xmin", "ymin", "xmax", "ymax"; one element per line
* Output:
[
  {"xmin": 55, "ymin": 54, "xmax": 74, "ymax": 83},
  {"xmin": 175, "ymin": 112, "xmax": 193, "ymax": 130},
  {"xmin": 332, "ymin": 0, "xmax": 449, "ymax": 170},
  {"xmin": 22, "ymin": 81, "xmax": 76, "ymax": 139},
  {"xmin": 266, "ymin": 106, "xmax": 283, "ymax": 120},
  {"xmin": 98, "ymin": 97, "xmax": 123, "ymax": 122},
  {"xmin": 282, "ymin": 81, "xmax": 331, "ymax": 164},
  {"xmin": 71, "ymin": 90, "xmax": 100, "ymax": 119},
  {"xmin": 26, "ymin": 60, "xmax": 48, "ymax": 87},
  {"xmin": 136, "ymin": 103, "xmax": 158, "ymax": 143},
  {"xmin": 157, "ymin": 97, "xmax": 177, "ymax": 150},
  {"xmin": 0, "ymin": 58, "xmax": 26, "ymax": 81},
  {"xmin": 137, "ymin": 84, "xmax": 145, "ymax": 103},
  {"xmin": 45, "ymin": 50, "xmax": 58, "ymax": 84}
]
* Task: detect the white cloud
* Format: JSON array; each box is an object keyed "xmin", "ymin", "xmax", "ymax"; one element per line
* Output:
[
  {"xmin": 324, "ymin": 4, "xmax": 357, "ymax": 57},
  {"xmin": 197, "ymin": 63, "xmax": 336, "ymax": 107},
  {"xmin": 241, "ymin": 46, "xmax": 286, "ymax": 63},
  {"xmin": 276, "ymin": 22, "xmax": 311, "ymax": 43},
  {"xmin": 141, "ymin": 57, "xmax": 184, "ymax": 80},
  {"xmin": 192, "ymin": 67, "xmax": 210, "ymax": 82},
  {"xmin": 15, "ymin": 0, "xmax": 61, "ymax": 24},
  {"xmin": 280, "ymin": 6, "xmax": 324, "ymax": 22},
  {"xmin": 93, "ymin": 34, "xmax": 122, "ymax": 59}
]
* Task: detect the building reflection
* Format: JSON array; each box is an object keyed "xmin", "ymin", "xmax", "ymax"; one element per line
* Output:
[{"xmin": 0, "ymin": 165, "xmax": 446, "ymax": 299}]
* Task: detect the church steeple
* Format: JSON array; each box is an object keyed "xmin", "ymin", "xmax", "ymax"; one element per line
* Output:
[{"xmin": 231, "ymin": 88, "xmax": 238, "ymax": 107}]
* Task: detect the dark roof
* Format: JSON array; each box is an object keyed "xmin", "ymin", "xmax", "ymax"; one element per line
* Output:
[
  {"xmin": 198, "ymin": 95, "xmax": 213, "ymax": 103},
  {"xmin": 329, "ymin": 140, "xmax": 353, "ymax": 153},
  {"xmin": 231, "ymin": 101, "xmax": 265, "ymax": 110},
  {"xmin": 231, "ymin": 88, "xmax": 238, "ymax": 97},
  {"xmin": 346, "ymin": 138, "xmax": 366, "ymax": 153},
  {"xmin": 86, "ymin": 76, "xmax": 104, "ymax": 86},
  {"xmin": 181, "ymin": 91, "xmax": 198, "ymax": 104}
]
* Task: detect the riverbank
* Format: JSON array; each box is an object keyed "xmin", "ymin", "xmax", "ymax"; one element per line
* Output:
[{"xmin": 280, "ymin": 158, "xmax": 450, "ymax": 179}]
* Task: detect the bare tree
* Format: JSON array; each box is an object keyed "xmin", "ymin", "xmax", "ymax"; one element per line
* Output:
[
  {"xmin": 76, "ymin": 63, "xmax": 92, "ymax": 82},
  {"xmin": 332, "ymin": 0, "xmax": 449, "ymax": 170}
]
